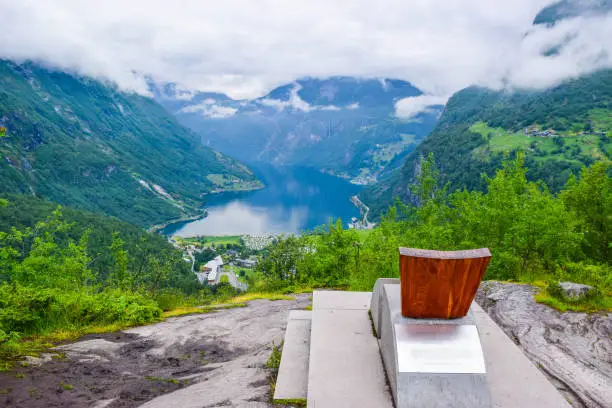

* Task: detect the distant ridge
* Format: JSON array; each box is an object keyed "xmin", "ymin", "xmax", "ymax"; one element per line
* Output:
[{"xmin": 153, "ymin": 77, "xmax": 444, "ymax": 185}]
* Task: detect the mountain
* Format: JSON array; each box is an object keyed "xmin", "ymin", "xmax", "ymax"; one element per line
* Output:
[
  {"xmin": 533, "ymin": 0, "xmax": 612, "ymax": 26},
  {"xmin": 0, "ymin": 60, "xmax": 261, "ymax": 227},
  {"xmin": 153, "ymin": 77, "xmax": 443, "ymax": 184},
  {"xmin": 361, "ymin": 69, "xmax": 612, "ymax": 216}
]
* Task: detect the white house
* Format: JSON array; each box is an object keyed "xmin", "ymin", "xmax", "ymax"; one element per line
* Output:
[{"xmin": 203, "ymin": 255, "xmax": 224, "ymax": 285}]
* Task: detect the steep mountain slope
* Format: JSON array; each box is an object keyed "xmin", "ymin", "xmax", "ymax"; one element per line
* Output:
[
  {"xmin": 0, "ymin": 60, "xmax": 260, "ymax": 227},
  {"xmin": 154, "ymin": 77, "xmax": 443, "ymax": 184},
  {"xmin": 361, "ymin": 69, "xmax": 612, "ymax": 216}
]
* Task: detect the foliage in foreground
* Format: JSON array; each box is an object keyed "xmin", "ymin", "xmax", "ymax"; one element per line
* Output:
[
  {"xmin": 254, "ymin": 155, "xmax": 611, "ymax": 308},
  {"xmin": 0, "ymin": 202, "xmax": 244, "ymax": 365}
]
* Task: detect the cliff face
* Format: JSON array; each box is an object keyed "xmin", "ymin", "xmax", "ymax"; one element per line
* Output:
[{"xmin": 477, "ymin": 282, "xmax": 612, "ymax": 408}]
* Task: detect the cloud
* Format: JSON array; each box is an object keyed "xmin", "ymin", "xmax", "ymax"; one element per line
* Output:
[
  {"xmin": 260, "ymin": 84, "xmax": 313, "ymax": 111},
  {"xmin": 1, "ymin": 0, "xmax": 611, "ymax": 99},
  {"xmin": 180, "ymin": 103, "xmax": 238, "ymax": 118},
  {"xmin": 503, "ymin": 14, "xmax": 612, "ymax": 89},
  {"xmin": 259, "ymin": 83, "xmax": 355, "ymax": 112},
  {"xmin": 395, "ymin": 95, "xmax": 448, "ymax": 119}
]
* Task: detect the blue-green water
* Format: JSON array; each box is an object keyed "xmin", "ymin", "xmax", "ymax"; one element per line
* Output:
[{"xmin": 162, "ymin": 164, "xmax": 362, "ymax": 237}]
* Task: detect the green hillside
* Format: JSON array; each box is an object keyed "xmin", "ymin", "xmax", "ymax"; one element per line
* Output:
[
  {"xmin": 0, "ymin": 194, "xmax": 194, "ymax": 286},
  {"xmin": 361, "ymin": 70, "xmax": 612, "ymax": 216},
  {"xmin": 0, "ymin": 60, "xmax": 260, "ymax": 227},
  {"xmin": 0, "ymin": 195, "xmax": 239, "ymax": 365}
]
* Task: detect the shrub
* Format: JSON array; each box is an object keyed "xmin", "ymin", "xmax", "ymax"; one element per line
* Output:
[
  {"xmin": 266, "ymin": 341, "xmax": 283, "ymax": 370},
  {"xmin": 72, "ymin": 290, "xmax": 162, "ymax": 325},
  {"xmin": 0, "ymin": 284, "xmax": 162, "ymax": 344},
  {"xmin": 539, "ymin": 280, "xmax": 609, "ymax": 312},
  {"xmin": 557, "ymin": 262, "xmax": 612, "ymax": 294},
  {"xmin": 0, "ymin": 284, "xmax": 56, "ymax": 335},
  {"xmin": 152, "ymin": 289, "xmax": 194, "ymax": 311}
]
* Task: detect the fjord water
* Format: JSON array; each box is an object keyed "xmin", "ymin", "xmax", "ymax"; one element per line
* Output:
[{"xmin": 162, "ymin": 164, "xmax": 362, "ymax": 237}]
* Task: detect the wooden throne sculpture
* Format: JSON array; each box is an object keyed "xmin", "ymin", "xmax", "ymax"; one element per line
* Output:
[{"xmin": 398, "ymin": 247, "xmax": 492, "ymax": 319}]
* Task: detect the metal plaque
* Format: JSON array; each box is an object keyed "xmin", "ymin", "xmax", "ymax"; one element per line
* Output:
[{"xmin": 395, "ymin": 324, "xmax": 486, "ymax": 374}]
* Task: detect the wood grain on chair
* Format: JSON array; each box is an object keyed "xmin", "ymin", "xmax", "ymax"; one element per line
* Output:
[{"xmin": 399, "ymin": 248, "xmax": 491, "ymax": 319}]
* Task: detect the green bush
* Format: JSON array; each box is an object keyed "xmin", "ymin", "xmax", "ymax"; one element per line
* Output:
[
  {"xmin": 556, "ymin": 262, "xmax": 612, "ymax": 294},
  {"xmin": 0, "ymin": 283, "xmax": 162, "ymax": 343},
  {"xmin": 152, "ymin": 289, "xmax": 197, "ymax": 312},
  {"xmin": 543, "ymin": 280, "xmax": 606, "ymax": 312},
  {"xmin": 73, "ymin": 291, "xmax": 161, "ymax": 326},
  {"xmin": 0, "ymin": 284, "xmax": 56, "ymax": 334}
]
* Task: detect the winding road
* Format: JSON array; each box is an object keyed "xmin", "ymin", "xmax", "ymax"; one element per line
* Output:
[{"xmin": 215, "ymin": 268, "xmax": 248, "ymax": 291}]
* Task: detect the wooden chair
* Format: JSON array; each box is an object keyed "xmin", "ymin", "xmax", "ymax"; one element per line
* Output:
[{"xmin": 399, "ymin": 248, "xmax": 491, "ymax": 319}]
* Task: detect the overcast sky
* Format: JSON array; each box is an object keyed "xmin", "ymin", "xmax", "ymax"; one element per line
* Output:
[{"xmin": 1, "ymin": 0, "xmax": 612, "ymax": 100}]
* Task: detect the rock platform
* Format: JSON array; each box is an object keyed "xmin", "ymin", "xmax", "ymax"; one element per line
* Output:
[{"xmin": 274, "ymin": 285, "xmax": 572, "ymax": 408}]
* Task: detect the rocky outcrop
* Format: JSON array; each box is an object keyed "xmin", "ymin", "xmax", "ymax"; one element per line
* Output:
[
  {"xmin": 558, "ymin": 282, "xmax": 595, "ymax": 299},
  {"xmin": 0, "ymin": 296, "xmax": 311, "ymax": 408},
  {"xmin": 476, "ymin": 282, "xmax": 612, "ymax": 408}
]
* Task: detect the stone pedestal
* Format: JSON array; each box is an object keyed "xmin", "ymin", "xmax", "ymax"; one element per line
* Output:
[{"xmin": 372, "ymin": 281, "xmax": 492, "ymax": 408}]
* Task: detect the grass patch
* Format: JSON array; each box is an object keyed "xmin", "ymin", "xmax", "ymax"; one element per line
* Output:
[
  {"xmin": 205, "ymin": 174, "xmax": 264, "ymax": 191},
  {"xmin": 470, "ymin": 121, "xmax": 611, "ymax": 161},
  {"xmin": 58, "ymin": 382, "xmax": 74, "ymax": 391},
  {"xmin": 292, "ymin": 287, "xmax": 314, "ymax": 294},
  {"xmin": 266, "ymin": 341, "xmax": 283, "ymax": 370},
  {"xmin": 163, "ymin": 303, "xmax": 247, "ymax": 318},
  {"xmin": 471, "ymin": 122, "xmax": 531, "ymax": 152},
  {"xmin": 2, "ymin": 289, "xmax": 288, "ymax": 370},
  {"xmin": 590, "ymin": 108, "xmax": 612, "ymax": 134},
  {"xmin": 145, "ymin": 376, "xmax": 179, "ymax": 385},
  {"xmin": 229, "ymin": 293, "xmax": 295, "ymax": 304},
  {"xmin": 266, "ymin": 340, "xmax": 284, "ymax": 399},
  {"xmin": 273, "ymin": 398, "xmax": 307, "ymax": 406},
  {"xmin": 488, "ymin": 277, "xmax": 612, "ymax": 312},
  {"xmin": 535, "ymin": 291, "xmax": 612, "ymax": 313},
  {"xmin": 534, "ymin": 280, "xmax": 612, "ymax": 313},
  {"xmin": 371, "ymin": 134, "xmax": 417, "ymax": 165},
  {"xmin": 266, "ymin": 341, "xmax": 308, "ymax": 405},
  {"xmin": 162, "ymin": 306, "xmax": 216, "ymax": 318},
  {"xmin": 184, "ymin": 235, "xmax": 242, "ymax": 247}
]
